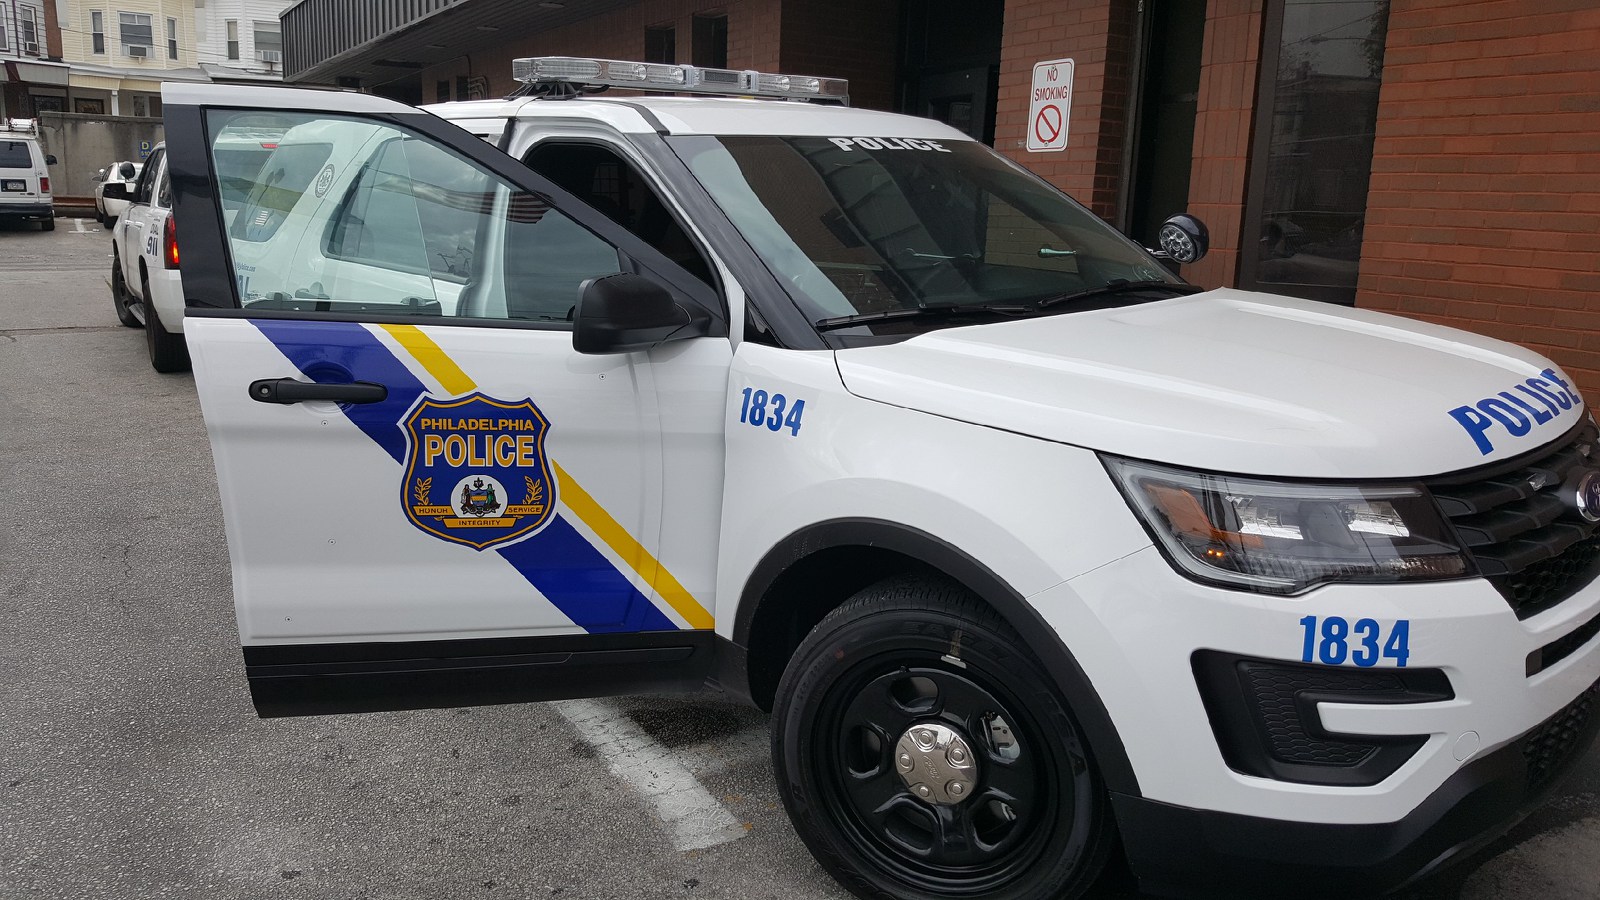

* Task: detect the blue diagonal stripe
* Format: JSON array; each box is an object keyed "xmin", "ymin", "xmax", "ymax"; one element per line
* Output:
[{"xmin": 247, "ymin": 318, "xmax": 675, "ymax": 633}]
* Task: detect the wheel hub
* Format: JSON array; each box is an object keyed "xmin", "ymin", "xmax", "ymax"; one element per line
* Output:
[{"xmin": 894, "ymin": 721, "xmax": 978, "ymax": 805}]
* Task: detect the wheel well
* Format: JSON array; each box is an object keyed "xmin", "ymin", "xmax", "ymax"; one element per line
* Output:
[
  {"xmin": 733, "ymin": 518, "xmax": 1140, "ymax": 796},
  {"xmin": 741, "ymin": 545, "xmax": 928, "ymax": 711}
]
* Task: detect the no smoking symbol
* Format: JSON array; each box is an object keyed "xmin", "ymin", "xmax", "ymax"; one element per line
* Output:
[{"xmin": 1034, "ymin": 105, "xmax": 1063, "ymax": 145}]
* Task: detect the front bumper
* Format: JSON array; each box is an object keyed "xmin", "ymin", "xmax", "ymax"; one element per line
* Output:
[
  {"xmin": 1114, "ymin": 677, "xmax": 1600, "ymax": 897},
  {"xmin": 0, "ymin": 202, "xmax": 53, "ymax": 220}
]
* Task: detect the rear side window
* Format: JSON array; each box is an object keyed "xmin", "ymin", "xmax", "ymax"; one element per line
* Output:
[{"xmin": 0, "ymin": 142, "xmax": 35, "ymax": 168}]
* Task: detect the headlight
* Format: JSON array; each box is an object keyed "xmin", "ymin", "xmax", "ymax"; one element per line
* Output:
[{"xmin": 1103, "ymin": 456, "xmax": 1472, "ymax": 594}]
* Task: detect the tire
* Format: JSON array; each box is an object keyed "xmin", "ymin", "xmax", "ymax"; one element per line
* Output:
[
  {"xmin": 40, "ymin": 217, "xmax": 54, "ymax": 232},
  {"xmin": 772, "ymin": 575, "xmax": 1112, "ymax": 900},
  {"xmin": 143, "ymin": 271, "xmax": 191, "ymax": 373},
  {"xmin": 111, "ymin": 251, "xmax": 140, "ymax": 328}
]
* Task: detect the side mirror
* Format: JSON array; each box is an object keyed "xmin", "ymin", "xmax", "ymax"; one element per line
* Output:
[
  {"xmin": 94, "ymin": 168, "xmax": 107, "ymax": 182},
  {"xmin": 118, "ymin": 161, "xmax": 136, "ymax": 179},
  {"xmin": 1156, "ymin": 214, "xmax": 1209, "ymax": 264},
  {"xmin": 44, "ymin": 154, "xmax": 57, "ymax": 166},
  {"xmin": 101, "ymin": 182, "xmax": 135, "ymax": 202},
  {"xmin": 573, "ymin": 273, "xmax": 710, "ymax": 354}
]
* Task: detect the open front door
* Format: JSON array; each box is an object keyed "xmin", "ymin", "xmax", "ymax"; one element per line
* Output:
[{"xmin": 162, "ymin": 84, "xmax": 726, "ymax": 717}]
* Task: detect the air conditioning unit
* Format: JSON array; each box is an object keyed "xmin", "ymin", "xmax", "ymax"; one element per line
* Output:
[
  {"xmin": 256, "ymin": 49, "xmax": 282, "ymax": 63},
  {"xmin": 126, "ymin": 44, "xmax": 149, "ymax": 58},
  {"xmin": 22, "ymin": 41, "xmax": 39, "ymax": 55}
]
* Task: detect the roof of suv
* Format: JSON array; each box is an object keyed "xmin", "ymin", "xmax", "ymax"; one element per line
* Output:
[{"xmin": 424, "ymin": 96, "xmax": 973, "ymax": 141}]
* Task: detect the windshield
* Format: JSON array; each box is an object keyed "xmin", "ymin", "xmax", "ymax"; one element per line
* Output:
[{"xmin": 669, "ymin": 135, "xmax": 1181, "ymax": 335}]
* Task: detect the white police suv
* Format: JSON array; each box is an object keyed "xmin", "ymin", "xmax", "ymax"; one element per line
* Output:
[{"xmin": 161, "ymin": 59, "xmax": 1600, "ymax": 900}]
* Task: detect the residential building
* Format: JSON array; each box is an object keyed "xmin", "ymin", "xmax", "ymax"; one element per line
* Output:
[
  {"xmin": 274, "ymin": 0, "xmax": 1600, "ymax": 402},
  {"xmin": 0, "ymin": 0, "xmax": 69, "ymax": 117},
  {"xmin": 194, "ymin": 0, "xmax": 294, "ymax": 83},
  {"xmin": 57, "ymin": 0, "xmax": 205, "ymax": 115}
]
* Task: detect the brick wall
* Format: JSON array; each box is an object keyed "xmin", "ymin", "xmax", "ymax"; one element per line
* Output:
[
  {"xmin": 1358, "ymin": 0, "xmax": 1600, "ymax": 401},
  {"xmin": 778, "ymin": 0, "xmax": 899, "ymax": 112},
  {"xmin": 1180, "ymin": 0, "xmax": 1263, "ymax": 289},
  {"xmin": 994, "ymin": 0, "xmax": 1135, "ymax": 220},
  {"xmin": 420, "ymin": 0, "xmax": 895, "ymax": 111},
  {"xmin": 422, "ymin": 0, "xmax": 785, "ymax": 101}
]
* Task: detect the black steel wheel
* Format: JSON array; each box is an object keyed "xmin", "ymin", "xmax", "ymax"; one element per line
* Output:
[
  {"xmin": 111, "ymin": 252, "xmax": 140, "ymax": 328},
  {"xmin": 772, "ymin": 576, "xmax": 1111, "ymax": 900},
  {"xmin": 143, "ymin": 270, "xmax": 191, "ymax": 373}
]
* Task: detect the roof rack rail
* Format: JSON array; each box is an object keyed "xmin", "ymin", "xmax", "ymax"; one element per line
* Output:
[
  {"xmin": 510, "ymin": 56, "xmax": 849, "ymax": 106},
  {"xmin": 2, "ymin": 118, "xmax": 40, "ymax": 135}
]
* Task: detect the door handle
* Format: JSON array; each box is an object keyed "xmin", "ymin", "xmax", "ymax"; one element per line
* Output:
[{"xmin": 249, "ymin": 378, "xmax": 388, "ymax": 405}]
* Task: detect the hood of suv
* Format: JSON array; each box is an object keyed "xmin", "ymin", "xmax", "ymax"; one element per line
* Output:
[{"xmin": 834, "ymin": 289, "xmax": 1587, "ymax": 479}]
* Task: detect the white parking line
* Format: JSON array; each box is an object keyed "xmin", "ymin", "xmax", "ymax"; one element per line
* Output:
[
  {"xmin": 73, "ymin": 218, "xmax": 88, "ymax": 233},
  {"xmin": 554, "ymin": 698, "xmax": 749, "ymax": 852}
]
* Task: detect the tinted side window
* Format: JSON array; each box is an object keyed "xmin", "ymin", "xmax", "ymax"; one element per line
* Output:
[
  {"xmin": 136, "ymin": 149, "xmax": 164, "ymax": 204},
  {"xmin": 523, "ymin": 142, "xmax": 716, "ymax": 289}
]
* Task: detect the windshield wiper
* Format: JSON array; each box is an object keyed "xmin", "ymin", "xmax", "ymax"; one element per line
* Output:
[
  {"xmin": 814, "ymin": 303, "xmax": 1033, "ymax": 331},
  {"xmin": 1036, "ymin": 279, "xmax": 1203, "ymax": 309}
]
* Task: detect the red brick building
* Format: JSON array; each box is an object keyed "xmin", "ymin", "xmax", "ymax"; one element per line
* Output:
[{"xmin": 282, "ymin": 0, "xmax": 1600, "ymax": 397}]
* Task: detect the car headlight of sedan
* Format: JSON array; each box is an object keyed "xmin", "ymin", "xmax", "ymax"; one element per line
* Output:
[{"xmin": 1103, "ymin": 456, "xmax": 1472, "ymax": 594}]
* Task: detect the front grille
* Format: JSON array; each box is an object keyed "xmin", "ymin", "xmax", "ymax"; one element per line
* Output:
[
  {"xmin": 1428, "ymin": 424, "xmax": 1600, "ymax": 618},
  {"xmin": 1193, "ymin": 652, "xmax": 1452, "ymax": 786},
  {"xmin": 1524, "ymin": 678, "xmax": 1600, "ymax": 793}
]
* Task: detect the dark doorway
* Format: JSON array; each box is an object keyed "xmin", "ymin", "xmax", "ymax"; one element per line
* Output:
[
  {"xmin": 1122, "ymin": 0, "xmax": 1207, "ymax": 249},
  {"xmin": 898, "ymin": 0, "xmax": 1003, "ymax": 144}
]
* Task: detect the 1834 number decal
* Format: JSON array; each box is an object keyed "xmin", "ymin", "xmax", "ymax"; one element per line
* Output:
[
  {"xmin": 1299, "ymin": 615, "xmax": 1411, "ymax": 667},
  {"xmin": 739, "ymin": 387, "xmax": 806, "ymax": 436}
]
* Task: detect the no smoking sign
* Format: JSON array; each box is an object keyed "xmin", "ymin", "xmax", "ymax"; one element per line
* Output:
[{"xmin": 1027, "ymin": 58, "xmax": 1074, "ymax": 152}]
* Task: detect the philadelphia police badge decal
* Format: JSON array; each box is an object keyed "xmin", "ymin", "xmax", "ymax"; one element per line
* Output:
[{"xmin": 401, "ymin": 392, "xmax": 557, "ymax": 550}]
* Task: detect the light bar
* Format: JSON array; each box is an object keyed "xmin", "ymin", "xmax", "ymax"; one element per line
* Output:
[{"xmin": 511, "ymin": 56, "xmax": 848, "ymax": 103}]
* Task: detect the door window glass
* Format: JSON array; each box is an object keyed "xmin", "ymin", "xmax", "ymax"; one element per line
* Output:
[
  {"xmin": 523, "ymin": 142, "xmax": 715, "ymax": 289},
  {"xmin": 136, "ymin": 148, "xmax": 163, "ymax": 203},
  {"xmin": 207, "ymin": 111, "xmax": 622, "ymax": 323},
  {"xmin": 1242, "ymin": 0, "xmax": 1390, "ymax": 304}
]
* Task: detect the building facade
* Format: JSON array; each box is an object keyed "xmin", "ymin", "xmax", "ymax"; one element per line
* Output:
[
  {"xmin": 193, "ymin": 0, "xmax": 291, "ymax": 82},
  {"xmin": 0, "ymin": 0, "xmax": 69, "ymax": 118},
  {"xmin": 278, "ymin": 0, "xmax": 1600, "ymax": 400},
  {"xmin": 58, "ymin": 0, "xmax": 205, "ymax": 115}
]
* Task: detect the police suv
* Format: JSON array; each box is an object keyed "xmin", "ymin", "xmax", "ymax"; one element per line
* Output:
[
  {"xmin": 105, "ymin": 143, "xmax": 190, "ymax": 372},
  {"xmin": 161, "ymin": 59, "xmax": 1600, "ymax": 900}
]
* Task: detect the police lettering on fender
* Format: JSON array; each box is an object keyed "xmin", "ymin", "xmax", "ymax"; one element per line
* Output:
[{"xmin": 402, "ymin": 393, "xmax": 557, "ymax": 550}]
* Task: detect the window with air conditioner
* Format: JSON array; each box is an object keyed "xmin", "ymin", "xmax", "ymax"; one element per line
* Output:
[
  {"xmin": 119, "ymin": 11, "xmax": 152, "ymax": 57},
  {"xmin": 21, "ymin": 5, "xmax": 38, "ymax": 54},
  {"xmin": 253, "ymin": 21, "xmax": 281, "ymax": 64}
]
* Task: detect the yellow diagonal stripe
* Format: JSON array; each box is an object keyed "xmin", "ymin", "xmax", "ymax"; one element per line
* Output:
[
  {"xmin": 553, "ymin": 460, "xmax": 715, "ymax": 630},
  {"xmin": 380, "ymin": 323, "xmax": 476, "ymax": 395},
  {"xmin": 381, "ymin": 323, "xmax": 713, "ymax": 629}
]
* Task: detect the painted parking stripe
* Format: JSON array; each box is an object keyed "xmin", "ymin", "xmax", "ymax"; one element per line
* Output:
[{"xmin": 553, "ymin": 698, "xmax": 748, "ymax": 852}]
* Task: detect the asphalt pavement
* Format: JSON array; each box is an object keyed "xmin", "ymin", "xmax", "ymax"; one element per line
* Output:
[{"xmin": 1, "ymin": 219, "xmax": 1598, "ymax": 900}]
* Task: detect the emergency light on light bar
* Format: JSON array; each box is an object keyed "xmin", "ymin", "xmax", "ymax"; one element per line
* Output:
[{"xmin": 511, "ymin": 56, "xmax": 849, "ymax": 103}]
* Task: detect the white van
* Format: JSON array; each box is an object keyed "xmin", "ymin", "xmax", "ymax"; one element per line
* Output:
[
  {"xmin": 0, "ymin": 119, "xmax": 55, "ymax": 231},
  {"xmin": 159, "ymin": 63, "xmax": 1600, "ymax": 900}
]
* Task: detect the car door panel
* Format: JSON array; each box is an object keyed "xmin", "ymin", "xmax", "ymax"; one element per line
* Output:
[{"xmin": 163, "ymin": 83, "xmax": 728, "ymax": 714}]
